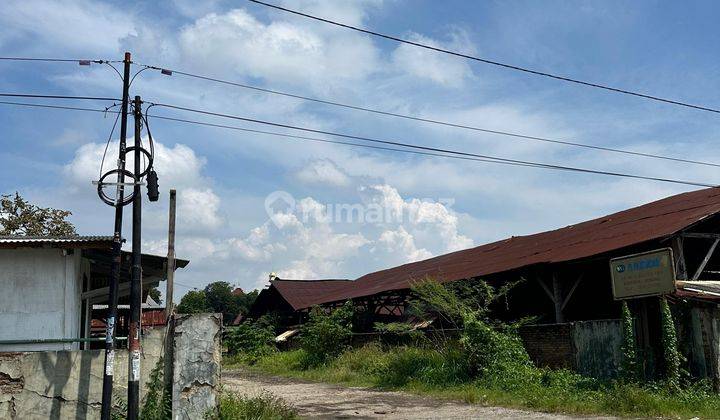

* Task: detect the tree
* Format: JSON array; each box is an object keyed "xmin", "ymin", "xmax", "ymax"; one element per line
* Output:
[
  {"xmin": 0, "ymin": 192, "xmax": 76, "ymax": 236},
  {"xmin": 236, "ymin": 290, "xmax": 259, "ymax": 316},
  {"xmin": 148, "ymin": 287, "xmax": 162, "ymax": 305},
  {"xmin": 204, "ymin": 281, "xmax": 243, "ymax": 324},
  {"xmin": 175, "ymin": 281, "xmax": 259, "ymax": 324},
  {"xmin": 176, "ymin": 290, "xmax": 210, "ymax": 314}
]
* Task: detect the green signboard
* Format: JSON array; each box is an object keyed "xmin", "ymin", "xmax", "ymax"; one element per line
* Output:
[{"xmin": 609, "ymin": 248, "xmax": 676, "ymax": 300}]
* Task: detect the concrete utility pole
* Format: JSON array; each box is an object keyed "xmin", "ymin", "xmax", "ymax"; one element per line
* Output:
[
  {"xmin": 101, "ymin": 51, "xmax": 132, "ymax": 420},
  {"xmin": 127, "ymin": 95, "xmax": 143, "ymax": 420},
  {"xmin": 166, "ymin": 189, "xmax": 177, "ymax": 315}
]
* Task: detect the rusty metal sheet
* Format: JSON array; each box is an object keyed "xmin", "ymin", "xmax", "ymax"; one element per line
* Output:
[
  {"xmin": 273, "ymin": 188, "xmax": 720, "ymax": 309},
  {"xmin": 271, "ymin": 279, "xmax": 353, "ymax": 310}
]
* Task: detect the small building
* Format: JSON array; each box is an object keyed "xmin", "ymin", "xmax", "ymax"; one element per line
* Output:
[{"xmin": 0, "ymin": 236, "xmax": 188, "ymax": 351}]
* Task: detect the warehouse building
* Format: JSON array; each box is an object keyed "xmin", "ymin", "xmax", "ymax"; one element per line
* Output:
[{"xmin": 251, "ymin": 187, "xmax": 720, "ymax": 381}]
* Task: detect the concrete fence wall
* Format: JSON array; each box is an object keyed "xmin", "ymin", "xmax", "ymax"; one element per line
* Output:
[
  {"xmin": 0, "ymin": 327, "xmax": 164, "ymax": 419},
  {"xmin": 0, "ymin": 313, "xmax": 222, "ymax": 420}
]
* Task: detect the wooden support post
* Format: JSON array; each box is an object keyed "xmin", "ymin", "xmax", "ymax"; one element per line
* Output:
[
  {"xmin": 690, "ymin": 307, "xmax": 707, "ymax": 378},
  {"xmin": 166, "ymin": 189, "xmax": 177, "ymax": 315},
  {"xmin": 552, "ymin": 273, "xmax": 564, "ymax": 323},
  {"xmin": 672, "ymin": 236, "xmax": 688, "ymax": 280}
]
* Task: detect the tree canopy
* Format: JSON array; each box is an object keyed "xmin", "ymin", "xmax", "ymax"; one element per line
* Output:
[
  {"xmin": 0, "ymin": 192, "xmax": 76, "ymax": 236},
  {"xmin": 176, "ymin": 281, "xmax": 258, "ymax": 324}
]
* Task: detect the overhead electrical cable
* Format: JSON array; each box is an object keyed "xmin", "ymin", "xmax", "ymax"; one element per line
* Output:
[
  {"xmin": 139, "ymin": 63, "xmax": 720, "ymax": 168},
  {"xmin": 0, "ymin": 100, "xmax": 116, "ymax": 114},
  {"xmin": 148, "ymin": 113, "xmax": 543, "ymax": 168},
  {"xmin": 0, "ymin": 57, "xmax": 118, "ymax": 63},
  {"xmin": 248, "ymin": 0, "xmax": 720, "ymax": 115},
  {"xmin": 148, "ymin": 101, "xmax": 716, "ymax": 188},
  {"xmin": 0, "ymin": 98, "xmax": 714, "ymax": 188},
  {"xmin": 0, "ymin": 93, "xmax": 120, "ymax": 101}
]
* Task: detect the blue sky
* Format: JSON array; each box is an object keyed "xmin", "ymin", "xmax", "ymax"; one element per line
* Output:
[{"xmin": 2, "ymin": 0, "xmax": 719, "ymax": 299}]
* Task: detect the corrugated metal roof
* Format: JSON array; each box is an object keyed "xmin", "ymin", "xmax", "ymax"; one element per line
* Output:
[
  {"xmin": 277, "ymin": 187, "xmax": 720, "ymax": 309},
  {"xmin": 0, "ymin": 235, "xmax": 114, "ymax": 248},
  {"xmin": 270, "ymin": 279, "xmax": 352, "ymax": 310}
]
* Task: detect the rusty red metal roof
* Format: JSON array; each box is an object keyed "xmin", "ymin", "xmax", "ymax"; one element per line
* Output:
[
  {"xmin": 270, "ymin": 279, "xmax": 352, "ymax": 310},
  {"xmin": 281, "ymin": 187, "xmax": 720, "ymax": 309}
]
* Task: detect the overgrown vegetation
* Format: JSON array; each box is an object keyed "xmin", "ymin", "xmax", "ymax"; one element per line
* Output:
[
  {"xmin": 206, "ymin": 392, "xmax": 298, "ymax": 420},
  {"xmin": 225, "ymin": 321, "xmax": 277, "ymax": 361},
  {"xmin": 659, "ymin": 297, "xmax": 682, "ymax": 389},
  {"xmin": 141, "ymin": 357, "xmax": 172, "ymax": 420},
  {"xmin": 619, "ymin": 301, "xmax": 640, "ymax": 382},
  {"xmin": 300, "ymin": 301, "xmax": 353, "ymax": 366},
  {"xmin": 111, "ymin": 358, "xmax": 171, "ymax": 420},
  {"xmin": 225, "ymin": 278, "xmax": 720, "ymax": 418}
]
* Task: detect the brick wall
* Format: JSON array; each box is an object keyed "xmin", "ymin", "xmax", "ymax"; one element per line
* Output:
[{"xmin": 519, "ymin": 323, "xmax": 576, "ymax": 370}]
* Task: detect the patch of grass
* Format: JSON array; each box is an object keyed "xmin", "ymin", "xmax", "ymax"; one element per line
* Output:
[
  {"xmin": 230, "ymin": 345, "xmax": 720, "ymax": 419},
  {"xmin": 207, "ymin": 391, "xmax": 298, "ymax": 420}
]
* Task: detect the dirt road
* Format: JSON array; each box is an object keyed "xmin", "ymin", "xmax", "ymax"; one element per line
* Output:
[{"xmin": 222, "ymin": 369, "xmax": 615, "ymax": 419}]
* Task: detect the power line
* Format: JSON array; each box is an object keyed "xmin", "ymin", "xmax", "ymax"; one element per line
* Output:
[
  {"xmin": 0, "ymin": 100, "xmax": 116, "ymax": 114},
  {"xmin": 248, "ymin": 0, "xmax": 720, "ymax": 115},
  {"xmin": 0, "ymin": 57, "xmax": 120, "ymax": 63},
  {"xmin": 0, "ymin": 98, "xmax": 714, "ymax": 187},
  {"xmin": 0, "ymin": 93, "xmax": 120, "ymax": 101},
  {"xmin": 148, "ymin": 101, "xmax": 716, "ymax": 188},
  {"xmin": 139, "ymin": 63, "xmax": 720, "ymax": 169},
  {"xmin": 148, "ymin": 113, "xmax": 543, "ymax": 168}
]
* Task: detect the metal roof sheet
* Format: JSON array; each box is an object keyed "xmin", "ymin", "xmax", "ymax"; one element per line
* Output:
[
  {"xmin": 0, "ymin": 235, "xmax": 114, "ymax": 248},
  {"xmin": 280, "ymin": 187, "xmax": 720, "ymax": 309},
  {"xmin": 270, "ymin": 279, "xmax": 352, "ymax": 310}
]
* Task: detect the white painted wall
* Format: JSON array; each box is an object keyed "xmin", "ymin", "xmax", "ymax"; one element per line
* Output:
[{"xmin": 0, "ymin": 248, "xmax": 83, "ymax": 351}]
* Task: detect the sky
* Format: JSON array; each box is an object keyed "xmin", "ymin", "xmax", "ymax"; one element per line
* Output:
[{"xmin": 1, "ymin": 0, "xmax": 720, "ymax": 300}]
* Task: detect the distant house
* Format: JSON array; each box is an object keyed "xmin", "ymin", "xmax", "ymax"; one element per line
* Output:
[{"xmin": 0, "ymin": 236, "xmax": 188, "ymax": 351}]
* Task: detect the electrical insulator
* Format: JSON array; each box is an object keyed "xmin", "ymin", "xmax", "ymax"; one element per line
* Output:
[{"xmin": 146, "ymin": 169, "xmax": 159, "ymax": 202}]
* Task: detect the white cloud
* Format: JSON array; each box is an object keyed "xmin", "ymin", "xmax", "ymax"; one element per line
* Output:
[
  {"xmin": 376, "ymin": 226, "xmax": 432, "ymax": 263},
  {"xmin": 177, "ymin": 8, "xmax": 380, "ymax": 92},
  {"xmin": 179, "ymin": 188, "xmax": 223, "ymax": 229},
  {"xmin": 278, "ymin": 0, "xmax": 383, "ymax": 27},
  {"xmin": 1, "ymin": 0, "xmax": 135, "ymax": 54},
  {"xmin": 361, "ymin": 184, "xmax": 474, "ymax": 252},
  {"xmin": 392, "ymin": 30, "xmax": 476, "ymax": 87},
  {"xmin": 295, "ymin": 159, "xmax": 352, "ymax": 187},
  {"xmin": 63, "ymin": 139, "xmax": 223, "ymax": 232}
]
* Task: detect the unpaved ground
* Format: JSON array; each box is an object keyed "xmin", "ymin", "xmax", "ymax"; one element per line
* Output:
[{"xmin": 222, "ymin": 369, "xmax": 616, "ymax": 419}]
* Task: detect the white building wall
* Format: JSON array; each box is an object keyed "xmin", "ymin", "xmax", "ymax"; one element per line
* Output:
[{"xmin": 0, "ymin": 248, "xmax": 82, "ymax": 351}]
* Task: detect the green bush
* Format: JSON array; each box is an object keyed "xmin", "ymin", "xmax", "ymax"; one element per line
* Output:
[
  {"xmin": 460, "ymin": 311, "xmax": 531, "ymax": 378},
  {"xmin": 208, "ymin": 392, "xmax": 297, "ymax": 420},
  {"xmin": 300, "ymin": 302, "xmax": 353, "ymax": 366},
  {"xmin": 226, "ymin": 322, "xmax": 277, "ymax": 361}
]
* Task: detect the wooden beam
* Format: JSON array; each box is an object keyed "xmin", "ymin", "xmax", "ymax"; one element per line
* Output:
[
  {"xmin": 672, "ymin": 236, "xmax": 688, "ymax": 280},
  {"xmin": 538, "ymin": 278, "xmax": 555, "ymax": 302},
  {"xmin": 561, "ymin": 273, "xmax": 584, "ymax": 311},
  {"xmin": 552, "ymin": 273, "xmax": 564, "ymax": 323},
  {"xmin": 692, "ymin": 238, "xmax": 720, "ymax": 281},
  {"xmin": 682, "ymin": 232, "xmax": 720, "ymax": 239}
]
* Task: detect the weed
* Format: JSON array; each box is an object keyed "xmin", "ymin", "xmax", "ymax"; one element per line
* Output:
[{"xmin": 207, "ymin": 391, "xmax": 297, "ymax": 420}]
